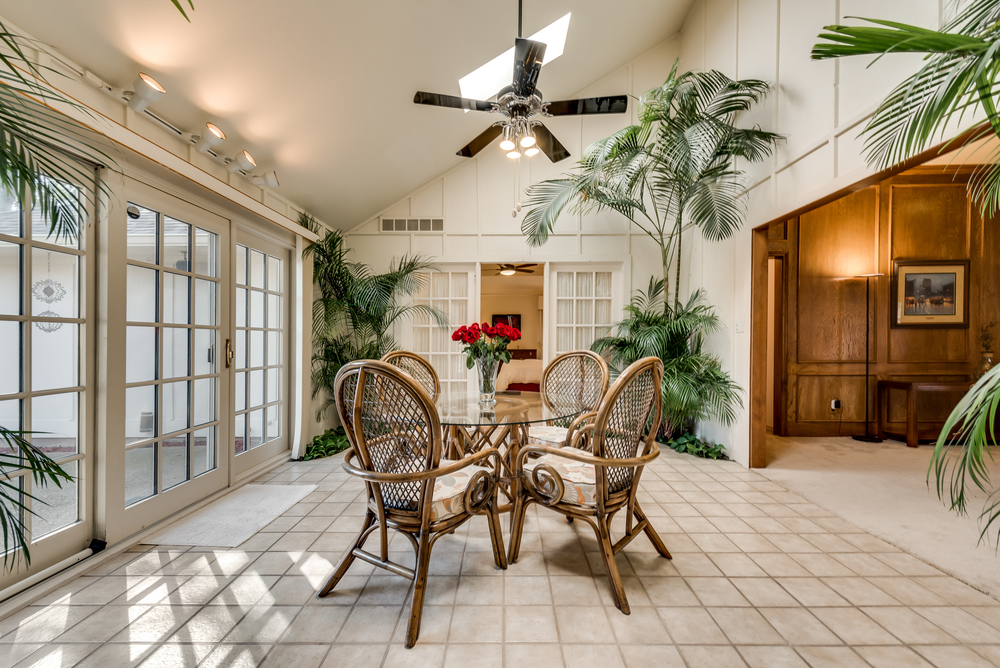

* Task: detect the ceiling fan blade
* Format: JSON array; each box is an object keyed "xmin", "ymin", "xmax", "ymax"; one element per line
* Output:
[
  {"xmin": 515, "ymin": 264, "xmax": 538, "ymax": 269},
  {"xmin": 545, "ymin": 95, "xmax": 628, "ymax": 116},
  {"xmin": 514, "ymin": 269, "xmax": 534, "ymax": 273},
  {"xmin": 413, "ymin": 91, "xmax": 494, "ymax": 112},
  {"xmin": 512, "ymin": 38, "xmax": 547, "ymax": 97},
  {"xmin": 534, "ymin": 123, "xmax": 571, "ymax": 163},
  {"xmin": 457, "ymin": 125, "xmax": 504, "ymax": 158}
]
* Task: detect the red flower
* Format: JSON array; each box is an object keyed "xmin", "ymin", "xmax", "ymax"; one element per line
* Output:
[
  {"xmin": 482, "ymin": 323, "xmax": 497, "ymax": 337},
  {"xmin": 451, "ymin": 325, "xmax": 466, "ymax": 342}
]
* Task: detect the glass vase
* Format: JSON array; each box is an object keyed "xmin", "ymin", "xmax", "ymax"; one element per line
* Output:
[
  {"xmin": 475, "ymin": 357, "xmax": 499, "ymax": 408},
  {"xmin": 974, "ymin": 352, "xmax": 995, "ymax": 380}
]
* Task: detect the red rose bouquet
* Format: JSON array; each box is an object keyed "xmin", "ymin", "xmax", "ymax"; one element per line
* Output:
[{"xmin": 452, "ymin": 321, "xmax": 522, "ymax": 369}]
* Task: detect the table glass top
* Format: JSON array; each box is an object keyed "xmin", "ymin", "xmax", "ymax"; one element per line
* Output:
[{"xmin": 434, "ymin": 390, "xmax": 588, "ymax": 427}]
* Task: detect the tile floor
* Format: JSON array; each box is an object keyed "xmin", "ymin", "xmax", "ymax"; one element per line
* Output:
[{"xmin": 2, "ymin": 449, "xmax": 1000, "ymax": 667}]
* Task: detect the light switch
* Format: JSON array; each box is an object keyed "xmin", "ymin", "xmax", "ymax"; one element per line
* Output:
[{"xmin": 735, "ymin": 319, "xmax": 745, "ymax": 334}]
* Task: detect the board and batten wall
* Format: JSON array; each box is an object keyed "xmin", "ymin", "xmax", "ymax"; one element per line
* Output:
[
  {"xmin": 772, "ymin": 168, "xmax": 1000, "ymax": 437},
  {"xmin": 345, "ymin": 0, "xmax": 971, "ymax": 466}
]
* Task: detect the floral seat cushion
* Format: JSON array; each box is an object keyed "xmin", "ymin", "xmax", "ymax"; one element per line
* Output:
[
  {"xmin": 431, "ymin": 464, "xmax": 494, "ymax": 521},
  {"xmin": 528, "ymin": 425, "xmax": 570, "ymax": 447},
  {"xmin": 524, "ymin": 447, "xmax": 597, "ymax": 506}
]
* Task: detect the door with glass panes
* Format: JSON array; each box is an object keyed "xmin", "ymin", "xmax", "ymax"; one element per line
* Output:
[
  {"xmin": 121, "ymin": 180, "xmax": 229, "ymax": 535},
  {"xmin": 0, "ymin": 179, "xmax": 93, "ymax": 585},
  {"xmin": 232, "ymin": 230, "xmax": 289, "ymax": 479}
]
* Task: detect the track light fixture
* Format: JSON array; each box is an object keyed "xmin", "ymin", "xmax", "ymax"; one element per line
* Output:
[
  {"xmin": 127, "ymin": 72, "xmax": 166, "ymax": 113},
  {"xmin": 252, "ymin": 170, "xmax": 279, "ymax": 188},
  {"xmin": 227, "ymin": 150, "xmax": 257, "ymax": 173},
  {"xmin": 195, "ymin": 122, "xmax": 226, "ymax": 153}
]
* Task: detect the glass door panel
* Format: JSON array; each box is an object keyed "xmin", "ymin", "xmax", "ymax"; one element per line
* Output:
[
  {"xmin": 121, "ymin": 182, "xmax": 229, "ymax": 535},
  {"xmin": 233, "ymin": 231, "xmax": 289, "ymax": 478}
]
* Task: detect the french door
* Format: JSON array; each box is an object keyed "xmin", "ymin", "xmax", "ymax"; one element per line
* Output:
[
  {"xmin": 120, "ymin": 180, "xmax": 230, "ymax": 535},
  {"xmin": 232, "ymin": 229, "xmax": 290, "ymax": 480},
  {"xmin": 411, "ymin": 266, "xmax": 475, "ymax": 394},
  {"xmin": 0, "ymin": 178, "xmax": 94, "ymax": 586},
  {"xmin": 547, "ymin": 263, "xmax": 622, "ymax": 363}
]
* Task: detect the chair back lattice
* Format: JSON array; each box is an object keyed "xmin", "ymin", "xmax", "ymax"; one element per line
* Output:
[
  {"xmin": 336, "ymin": 360, "xmax": 443, "ymax": 516},
  {"xmin": 381, "ymin": 351, "xmax": 441, "ymax": 399},
  {"xmin": 540, "ymin": 350, "xmax": 610, "ymax": 427},
  {"xmin": 591, "ymin": 357, "xmax": 663, "ymax": 496}
]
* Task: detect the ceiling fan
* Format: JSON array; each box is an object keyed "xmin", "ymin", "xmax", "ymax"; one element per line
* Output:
[
  {"xmin": 413, "ymin": 4, "xmax": 628, "ymax": 162},
  {"xmin": 493, "ymin": 263, "xmax": 537, "ymax": 276}
]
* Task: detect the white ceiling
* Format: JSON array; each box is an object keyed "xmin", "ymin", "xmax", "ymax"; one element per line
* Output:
[{"xmin": 0, "ymin": 0, "xmax": 694, "ymax": 228}]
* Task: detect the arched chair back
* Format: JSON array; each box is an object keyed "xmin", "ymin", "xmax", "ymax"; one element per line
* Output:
[
  {"xmin": 539, "ymin": 350, "xmax": 610, "ymax": 427},
  {"xmin": 381, "ymin": 351, "xmax": 441, "ymax": 400}
]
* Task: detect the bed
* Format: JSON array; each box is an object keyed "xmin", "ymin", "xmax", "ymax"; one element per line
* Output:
[{"xmin": 497, "ymin": 349, "xmax": 542, "ymax": 392}]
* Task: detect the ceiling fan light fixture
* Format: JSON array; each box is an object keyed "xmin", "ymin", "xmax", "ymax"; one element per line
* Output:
[
  {"xmin": 507, "ymin": 149, "xmax": 521, "ymax": 159},
  {"xmin": 524, "ymin": 146, "xmax": 540, "ymax": 157},
  {"xmin": 520, "ymin": 132, "xmax": 536, "ymax": 148},
  {"xmin": 499, "ymin": 125, "xmax": 516, "ymax": 152},
  {"xmin": 500, "ymin": 268, "xmax": 516, "ymax": 276}
]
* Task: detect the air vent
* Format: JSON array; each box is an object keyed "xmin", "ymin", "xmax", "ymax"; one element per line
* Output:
[{"xmin": 380, "ymin": 218, "xmax": 444, "ymax": 233}]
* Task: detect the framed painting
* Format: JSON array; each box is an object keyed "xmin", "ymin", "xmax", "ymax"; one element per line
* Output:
[
  {"xmin": 891, "ymin": 260, "xmax": 969, "ymax": 328},
  {"xmin": 492, "ymin": 314, "xmax": 521, "ymax": 330}
]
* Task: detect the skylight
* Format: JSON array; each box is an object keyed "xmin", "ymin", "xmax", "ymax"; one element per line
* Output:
[{"xmin": 459, "ymin": 13, "xmax": 571, "ymax": 103}]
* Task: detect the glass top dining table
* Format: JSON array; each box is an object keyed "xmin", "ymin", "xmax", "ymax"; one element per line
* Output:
[{"xmin": 434, "ymin": 390, "xmax": 589, "ymax": 428}]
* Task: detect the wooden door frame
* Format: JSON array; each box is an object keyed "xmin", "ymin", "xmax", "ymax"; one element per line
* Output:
[{"xmin": 768, "ymin": 255, "xmax": 787, "ymax": 436}]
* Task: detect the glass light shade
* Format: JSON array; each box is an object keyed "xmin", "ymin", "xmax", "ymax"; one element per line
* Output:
[
  {"xmin": 507, "ymin": 150, "xmax": 521, "ymax": 159},
  {"xmin": 137, "ymin": 72, "xmax": 166, "ymax": 94},
  {"xmin": 500, "ymin": 269, "xmax": 516, "ymax": 276},
  {"xmin": 205, "ymin": 122, "xmax": 225, "ymax": 140},
  {"xmin": 520, "ymin": 134, "xmax": 536, "ymax": 148},
  {"xmin": 499, "ymin": 138, "xmax": 516, "ymax": 151},
  {"xmin": 524, "ymin": 146, "xmax": 540, "ymax": 157}
]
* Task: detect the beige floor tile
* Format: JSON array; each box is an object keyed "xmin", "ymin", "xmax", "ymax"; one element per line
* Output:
[
  {"xmin": 678, "ymin": 645, "xmax": 748, "ymax": 667},
  {"xmin": 456, "ymin": 576, "xmax": 504, "ymax": 605},
  {"xmin": 278, "ymin": 605, "xmax": 350, "ymax": 643},
  {"xmin": 970, "ymin": 645, "xmax": 1000, "ymax": 664},
  {"xmin": 730, "ymin": 578, "xmax": 799, "ymax": 607},
  {"xmin": 789, "ymin": 553, "xmax": 857, "ymax": 577},
  {"xmin": 914, "ymin": 645, "xmax": 998, "ymax": 668},
  {"xmin": 738, "ymin": 645, "xmax": 810, "ymax": 668},
  {"xmin": 337, "ymin": 605, "xmax": 402, "ymax": 643},
  {"xmin": 765, "ymin": 534, "xmax": 821, "ymax": 553},
  {"xmin": 391, "ymin": 605, "xmax": 452, "ymax": 645},
  {"xmin": 860, "ymin": 606, "xmax": 956, "ymax": 645},
  {"xmin": 710, "ymin": 607, "xmax": 784, "ymax": 644},
  {"xmin": 1, "ymin": 605, "xmax": 102, "ymax": 643},
  {"xmin": 727, "ymin": 534, "xmax": 781, "ymax": 553},
  {"xmin": 504, "ymin": 605, "xmax": 559, "ymax": 643},
  {"xmin": 854, "ymin": 645, "xmax": 934, "ymax": 667},
  {"xmin": 640, "ymin": 576, "xmax": 700, "ymax": 607},
  {"xmin": 830, "ymin": 553, "xmax": 901, "ymax": 577},
  {"xmin": 169, "ymin": 605, "xmax": 247, "ymax": 643},
  {"xmin": 139, "ymin": 642, "xmax": 216, "ymax": 667},
  {"xmin": 561, "ymin": 644, "xmax": 625, "ymax": 668},
  {"xmin": 758, "ymin": 608, "xmax": 842, "ymax": 645},
  {"xmin": 809, "ymin": 607, "xmax": 900, "ymax": 645},
  {"xmin": 554, "ymin": 606, "xmax": 616, "ymax": 644},
  {"xmin": 687, "ymin": 578, "xmax": 750, "ymax": 607},
  {"xmin": 605, "ymin": 606, "xmax": 669, "ymax": 644},
  {"xmin": 549, "ymin": 576, "xmax": 600, "ymax": 606},
  {"xmin": 198, "ymin": 643, "xmax": 272, "ymax": 668},
  {"xmin": 912, "ymin": 577, "xmax": 998, "ymax": 606},
  {"xmin": 449, "ymin": 605, "xmax": 502, "ymax": 643},
  {"xmin": 504, "ymin": 643, "xmax": 564, "ymax": 668},
  {"xmin": 871, "ymin": 554, "xmax": 943, "ymax": 577},
  {"xmin": 55, "ymin": 603, "xmax": 151, "ymax": 642},
  {"xmin": 670, "ymin": 553, "xmax": 724, "ymax": 577},
  {"xmin": 382, "ymin": 643, "xmax": 446, "ymax": 668},
  {"xmin": 657, "ymin": 607, "xmax": 728, "ymax": 644},
  {"xmin": 794, "ymin": 646, "xmax": 871, "ymax": 668},
  {"xmin": 912, "ymin": 607, "xmax": 1000, "ymax": 644},
  {"xmin": 208, "ymin": 574, "xmax": 280, "ymax": 607},
  {"xmin": 618, "ymin": 645, "xmax": 685, "ymax": 668},
  {"xmin": 747, "ymin": 553, "xmax": 812, "ymax": 578},
  {"xmin": 504, "ymin": 576, "xmax": 552, "ymax": 605},
  {"xmin": 0, "ymin": 642, "xmax": 44, "ymax": 667},
  {"xmin": 707, "ymin": 553, "xmax": 769, "ymax": 578},
  {"xmin": 13, "ymin": 643, "xmax": 101, "ymax": 667},
  {"xmin": 690, "ymin": 534, "xmax": 742, "ymax": 552}
]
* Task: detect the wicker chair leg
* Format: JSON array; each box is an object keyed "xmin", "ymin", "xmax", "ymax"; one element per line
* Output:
[
  {"xmin": 319, "ymin": 510, "xmax": 375, "ymax": 597},
  {"xmin": 594, "ymin": 515, "xmax": 630, "ymax": 614},
  {"xmin": 506, "ymin": 494, "xmax": 530, "ymax": 564},
  {"xmin": 634, "ymin": 503, "xmax": 671, "ymax": 559},
  {"xmin": 486, "ymin": 499, "xmax": 509, "ymax": 570},
  {"xmin": 405, "ymin": 531, "xmax": 433, "ymax": 648}
]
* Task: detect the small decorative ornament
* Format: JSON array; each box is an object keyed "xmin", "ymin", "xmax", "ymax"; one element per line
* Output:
[
  {"xmin": 32, "ymin": 278, "xmax": 66, "ymax": 304},
  {"xmin": 35, "ymin": 311, "xmax": 63, "ymax": 333}
]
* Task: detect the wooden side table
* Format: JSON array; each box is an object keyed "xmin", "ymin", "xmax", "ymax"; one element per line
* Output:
[{"xmin": 876, "ymin": 380, "xmax": 971, "ymax": 447}]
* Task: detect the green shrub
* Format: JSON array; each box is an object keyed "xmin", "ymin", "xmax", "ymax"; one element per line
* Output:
[
  {"xmin": 662, "ymin": 433, "xmax": 727, "ymax": 460},
  {"xmin": 300, "ymin": 427, "xmax": 351, "ymax": 461}
]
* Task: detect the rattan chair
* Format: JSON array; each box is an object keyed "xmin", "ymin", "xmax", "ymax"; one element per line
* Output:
[
  {"xmin": 381, "ymin": 350, "xmax": 441, "ymax": 399},
  {"xmin": 527, "ymin": 350, "xmax": 610, "ymax": 449},
  {"xmin": 319, "ymin": 360, "xmax": 507, "ymax": 647},
  {"xmin": 508, "ymin": 356, "xmax": 670, "ymax": 614}
]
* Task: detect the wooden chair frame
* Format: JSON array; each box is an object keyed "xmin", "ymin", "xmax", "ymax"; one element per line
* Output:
[
  {"xmin": 319, "ymin": 360, "xmax": 507, "ymax": 647},
  {"xmin": 534, "ymin": 350, "xmax": 610, "ymax": 448},
  {"xmin": 381, "ymin": 350, "xmax": 442, "ymax": 399},
  {"xmin": 509, "ymin": 356, "xmax": 669, "ymax": 614}
]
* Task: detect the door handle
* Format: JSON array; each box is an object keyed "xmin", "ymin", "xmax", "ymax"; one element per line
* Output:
[{"xmin": 225, "ymin": 338, "xmax": 234, "ymax": 368}]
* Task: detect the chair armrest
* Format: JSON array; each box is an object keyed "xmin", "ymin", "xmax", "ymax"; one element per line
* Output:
[
  {"xmin": 342, "ymin": 446, "xmax": 500, "ymax": 483},
  {"xmin": 564, "ymin": 411, "xmax": 597, "ymax": 449},
  {"xmin": 516, "ymin": 440, "xmax": 661, "ymax": 471}
]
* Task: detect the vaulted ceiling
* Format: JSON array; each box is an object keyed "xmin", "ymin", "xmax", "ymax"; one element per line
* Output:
[{"xmin": 1, "ymin": 0, "xmax": 695, "ymax": 227}]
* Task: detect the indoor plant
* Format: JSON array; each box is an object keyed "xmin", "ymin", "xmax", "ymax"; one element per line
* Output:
[
  {"xmin": 306, "ymin": 228, "xmax": 446, "ymax": 417},
  {"xmin": 812, "ymin": 0, "xmax": 1000, "ymax": 543},
  {"xmin": 453, "ymin": 321, "xmax": 521, "ymax": 407},
  {"xmin": 976, "ymin": 321, "xmax": 996, "ymax": 380},
  {"xmin": 592, "ymin": 277, "xmax": 742, "ymax": 442},
  {"xmin": 521, "ymin": 61, "xmax": 782, "ymax": 305}
]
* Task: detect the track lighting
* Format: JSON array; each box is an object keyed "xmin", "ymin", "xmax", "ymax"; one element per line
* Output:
[
  {"xmin": 227, "ymin": 150, "xmax": 256, "ymax": 173},
  {"xmin": 252, "ymin": 170, "xmax": 279, "ymax": 188},
  {"xmin": 499, "ymin": 125, "xmax": 516, "ymax": 152},
  {"xmin": 127, "ymin": 72, "xmax": 166, "ymax": 113},
  {"xmin": 195, "ymin": 123, "xmax": 226, "ymax": 153}
]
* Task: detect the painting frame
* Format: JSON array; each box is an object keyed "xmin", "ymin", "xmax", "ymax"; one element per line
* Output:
[
  {"xmin": 491, "ymin": 313, "xmax": 521, "ymax": 331},
  {"xmin": 891, "ymin": 259, "xmax": 969, "ymax": 329}
]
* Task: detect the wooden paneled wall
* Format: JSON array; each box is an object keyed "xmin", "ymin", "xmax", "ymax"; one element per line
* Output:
[{"xmin": 773, "ymin": 169, "xmax": 1000, "ymax": 437}]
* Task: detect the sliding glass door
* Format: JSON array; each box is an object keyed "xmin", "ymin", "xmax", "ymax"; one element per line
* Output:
[{"xmin": 120, "ymin": 180, "xmax": 230, "ymax": 535}]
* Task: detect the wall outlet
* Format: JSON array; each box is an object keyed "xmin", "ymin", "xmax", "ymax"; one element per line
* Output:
[{"xmin": 830, "ymin": 399, "xmax": 841, "ymax": 412}]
